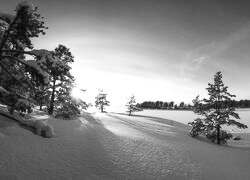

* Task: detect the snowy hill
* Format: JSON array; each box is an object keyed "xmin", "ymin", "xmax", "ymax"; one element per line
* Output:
[{"xmin": 0, "ymin": 110, "xmax": 250, "ymax": 180}]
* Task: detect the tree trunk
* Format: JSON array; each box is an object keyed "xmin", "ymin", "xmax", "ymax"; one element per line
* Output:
[
  {"xmin": 39, "ymin": 101, "xmax": 43, "ymax": 111},
  {"xmin": 101, "ymin": 105, "xmax": 103, "ymax": 113},
  {"xmin": 217, "ymin": 125, "xmax": 221, "ymax": 145},
  {"xmin": 48, "ymin": 78, "xmax": 56, "ymax": 115}
]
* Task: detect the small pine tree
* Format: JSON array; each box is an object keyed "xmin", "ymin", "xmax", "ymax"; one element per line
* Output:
[
  {"xmin": 126, "ymin": 95, "xmax": 140, "ymax": 116},
  {"xmin": 95, "ymin": 90, "xmax": 110, "ymax": 113},
  {"xmin": 189, "ymin": 72, "xmax": 247, "ymax": 144}
]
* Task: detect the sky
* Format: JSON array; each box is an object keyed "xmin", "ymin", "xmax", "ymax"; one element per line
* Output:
[{"xmin": 1, "ymin": 0, "xmax": 250, "ymax": 107}]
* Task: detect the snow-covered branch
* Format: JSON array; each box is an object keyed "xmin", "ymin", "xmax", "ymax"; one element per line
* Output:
[
  {"xmin": 2, "ymin": 55, "xmax": 30, "ymax": 65},
  {"xmin": 2, "ymin": 49, "xmax": 37, "ymax": 56},
  {"xmin": 2, "ymin": 55, "xmax": 50, "ymax": 84}
]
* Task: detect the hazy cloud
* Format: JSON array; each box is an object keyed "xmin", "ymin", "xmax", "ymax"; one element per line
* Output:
[{"xmin": 180, "ymin": 21, "xmax": 250, "ymax": 80}]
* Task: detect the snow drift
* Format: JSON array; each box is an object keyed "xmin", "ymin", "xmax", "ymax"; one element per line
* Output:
[{"xmin": 0, "ymin": 106, "xmax": 54, "ymax": 138}]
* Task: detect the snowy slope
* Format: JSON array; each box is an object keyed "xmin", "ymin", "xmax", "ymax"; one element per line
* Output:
[{"xmin": 0, "ymin": 111, "xmax": 250, "ymax": 180}]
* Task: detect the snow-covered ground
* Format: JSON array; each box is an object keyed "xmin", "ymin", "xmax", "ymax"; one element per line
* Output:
[
  {"xmin": 136, "ymin": 109, "xmax": 250, "ymax": 133},
  {"xmin": 1, "ymin": 109, "xmax": 250, "ymax": 180}
]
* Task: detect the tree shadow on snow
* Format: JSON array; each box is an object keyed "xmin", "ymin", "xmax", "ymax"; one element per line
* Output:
[
  {"xmin": 79, "ymin": 112, "xmax": 104, "ymax": 126},
  {"xmin": 109, "ymin": 112, "xmax": 250, "ymax": 149},
  {"xmin": 109, "ymin": 112, "xmax": 189, "ymax": 129},
  {"xmin": 107, "ymin": 113, "xmax": 183, "ymax": 142},
  {"xmin": 0, "ymin": 114, "xmax": 17, "ymax": 128},
  {"xmin": 0, "ymin": 113, "xmax": 36, "ymax": 134}
]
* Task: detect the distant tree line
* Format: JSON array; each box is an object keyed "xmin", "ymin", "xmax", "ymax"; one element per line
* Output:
[
  {"xmin": 137, "ymin": 101, "xmax": 192, "ymax": 110},
  {"xmin": 226, "ymin": 100, "xmax": 250, "ymax": 108},
  {"xmin": 137, "ymin": 99, "xmax": 250, "ymax": 110}
]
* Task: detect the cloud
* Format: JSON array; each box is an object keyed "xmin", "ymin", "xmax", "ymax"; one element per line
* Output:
[
  {"xmin": 192, "ymin": 56, "xmax": 207, "ymax": 65},
  {"xmin": 180, "ymin": 55, "xmax": 208, "ymax": 80},
  {"xmin": 180, "ymin": 21, "xmax": 250, "ymax": 80}
]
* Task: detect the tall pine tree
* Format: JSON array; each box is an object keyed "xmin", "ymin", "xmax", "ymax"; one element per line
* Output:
[
  {"xmin": 189, "ymin": 72, "xmax": 247, "ymax": 144},
  {"xmin": 46, "ymin": 44, "xmax": 74, "ymax": 114}
]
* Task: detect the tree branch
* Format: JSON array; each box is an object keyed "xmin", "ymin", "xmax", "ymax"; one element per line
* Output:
[
  {"xmin": 0, "ymin": 61, "xmax": 19, "ymax": 81},
  {"xmin": 2, "ymin": 49, "xmax": 36, "ymax": 56},
  {"xmin": 0, "ymin": 56, "xmax": 38, "ymax": 90},
  {"xmin": 2, "ymin": 55, "xmax": 29, "ymax": 66}
]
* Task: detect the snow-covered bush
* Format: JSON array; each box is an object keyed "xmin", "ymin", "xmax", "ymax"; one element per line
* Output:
[
  {"xmin": 34, "ymin": 120, "xmax": 54, "ymax": 138},
  {"xmin": 1, "ymin": 107, "xmax": 55, "ymax": 138},
  {"xmin": 19, "ymin": 117, "xmax": 55, "ymax": 138}
]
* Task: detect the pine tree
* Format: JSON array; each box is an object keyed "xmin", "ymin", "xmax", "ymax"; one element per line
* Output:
[
  {"xmin": 95, "ymin": 90, "xmax": 110, "ymax": 113},
  {"xmin": 46, "ymin": 44, "xmax": 74, "ymax": 114},
  {"xmin": 189, "ymin": 72, "xmax": 247, "ymax": 144},
  {"xmin": 0, "ymin": 2, "xmax": 50, "ymax": 114},
  {"xmin": 126, "ymin": 95, "xmax": 140, "ymax": 116},
  {"xmin": 54, "ymin": 84, "xmax": 88, "ymax": 119}
]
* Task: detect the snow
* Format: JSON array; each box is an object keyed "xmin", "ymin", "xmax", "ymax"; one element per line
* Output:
[
  {"xmin": 0, "ymin": 109, "xmax": 250, "ymax": 179},
  {"xmin": 0, "ymin": 106, "xmax": 54, "ymax": 138},
  {"xmin": 12, "ymin": 49, "xmax": 56, "ymax": 84},
  {"xmin": 136, "ymin": 109, "xmax": 250, "ymax": 133},
  {"xmin": 26, "ymin": 60, "xmax": 50, "ymax": 84},
  {"xmin": 29, "ymin": 49, "xmax": 55, "ymax": 70},
  {"xmin": 17, "ymin": 112, "xmax": 55, "ymax": 138},
  {"xmin": 16, "ymin": 116, "xmax": 55, "ymax": 138},
  {"xmin": 30, "ymin": 49, "xmax": 70, "ymax": 76},
  {"xmin": 33, "ymin": 120, "xmax": 54, "ymax": 138},
  {"xmin": 30, "ymin": 49, "xmax": 51, "ymax": 57}
]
